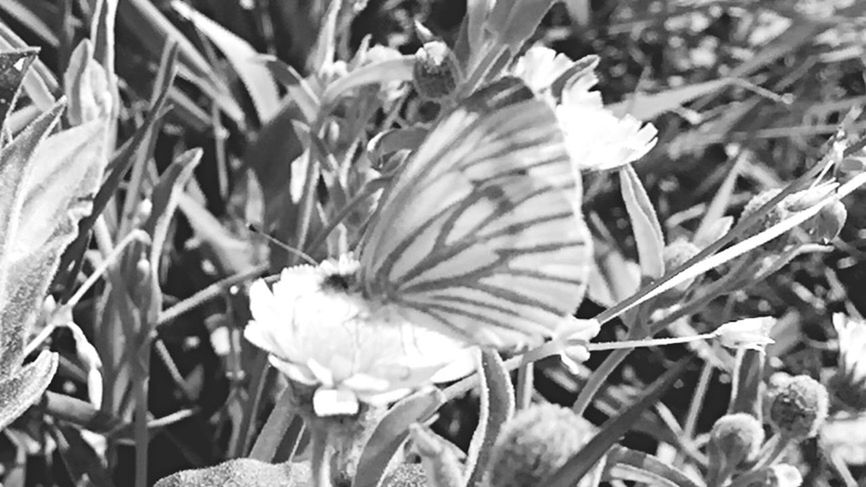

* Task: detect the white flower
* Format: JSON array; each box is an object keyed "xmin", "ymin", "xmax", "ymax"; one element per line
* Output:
[
  {"xmin": 556, "ymin": 75, "xmax": 658, "ymax": 171},
  {"xmin": 833, "ymin": 313, "xmax": 866, "ymax": 382},
  {"xmin": 511, "ymin": 45, "xmax": 576, "ymax": 99},
  {"xmin": 510, "ymin": 46, "xmax": 658, "ymax": 171},
  {"xmin": 244, "ymin": 255, "xmax": 476, "ymax": 416},
  {"xmin": 714, "ymin": 317, "xmax": 776, "ymax": 350}
]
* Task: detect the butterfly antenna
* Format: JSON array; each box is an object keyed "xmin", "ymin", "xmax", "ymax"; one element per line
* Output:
[{"xmin": 247, "ymin": 223, "xmax": 318, "ymax": 266}]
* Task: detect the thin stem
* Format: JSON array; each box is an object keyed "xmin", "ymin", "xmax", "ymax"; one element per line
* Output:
[{"xmin": 585, "ymin": 333, "xmax": 717, "ymax": 351}]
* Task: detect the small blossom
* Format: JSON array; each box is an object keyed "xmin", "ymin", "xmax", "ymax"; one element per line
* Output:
[
  {"xmin": 768, "ymin": 375, "xmax": 829, "ymax": 440},
  {"xmin": 509, "ymin": 46, "xmax": 657, "ymax": 172},
  {"xmin": 805, "ymin": 199, "xmax": 847, "ymax": 244},
  {"xmin": 828, "ymin": 313, "xmax": 866, "ymax": 411},
  {"xmin": 244, "ymin": 255, "xmax": 476, "ymax": 416},
  {"xmin": 487, "ymin": 404, "xmax": 595, "ymax": 487},
  {"xmin": 714, "ymin": 317, "xmax": 776, "ymax": 350},
  {"xmin": 555, "ymin": 76, "xmax": 658, "ymax": 171}
]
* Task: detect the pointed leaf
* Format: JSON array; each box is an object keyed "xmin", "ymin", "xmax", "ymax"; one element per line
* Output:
[
  {"xmin": 620, "ymin": 165, "xmax": 665, "ymax": 280},
  {"xmin": 321, "ymin": 57, "xmax": 415, "ymax": 107},
  {"xmin": 353, "ymin": 387, "xmax": 446, "ymax": 487},
  {"xmin": 172, "ymin": 1, "xmax": 280, "ymax": 124},
  {"xmin": 0, "ymin": 48, "xmax": 38, "ymax": 129},
  {"xmin": 144, "ymin": 148, "xmax": 202, "ymax": 264},
  {"xmin": 0, "ymin": 22, "xmax": 58, "ymax": 109},
  {"xmin": 465, "ymin": 349, "xmax": 514, "ymax": 486},
  {"xmin": 545, "ymin": 358, "xmax": 692, "ymax": 486},
  {"xmin": 262, "ymin": 56, "xmax": 321, "ymax": 124},
  {"xmin": 116, "ymin": 0, "xmax": 245, "ymax": 125},
  {"xmin": 609, "ymin": 79, "xmax": 733, "ymax": 121},
  {"xmin": 0, "ymin": 350, "xmax": 58, "ymax": 430},
  {"xmin": 54, "ymin": 423, "xmax": 116, "ymax": 487},
  {"xmin": 603, "ymin": 445, "xmax": 701, "ymax": 487}
]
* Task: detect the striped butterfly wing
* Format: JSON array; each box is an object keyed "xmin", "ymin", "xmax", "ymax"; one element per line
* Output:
[{"xmin": 358, "ymin": 79, "xmax": 592, "ymax": 349}]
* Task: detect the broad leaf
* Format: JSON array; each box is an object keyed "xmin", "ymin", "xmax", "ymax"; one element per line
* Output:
[{"xmin": 0, "ymin": 350, "xmax": 58, "ymax": 430}]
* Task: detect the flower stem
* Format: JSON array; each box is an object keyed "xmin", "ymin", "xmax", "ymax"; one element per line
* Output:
[
  {"xmin": 585, "ymin": 333, "xmax": 717, "ymax": 351},
  {"xmin": 309, "ymin": 424, "xmax": 330, "ymax": 487}
]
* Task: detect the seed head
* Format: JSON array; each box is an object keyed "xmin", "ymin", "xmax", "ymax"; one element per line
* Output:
[
  {"xmin": 768, "ymin": 375, "xmax": 829, "ymax": 440},
  {"xmin": 487, "ymin": 404, "xmax": 593, "ymax": 487}
]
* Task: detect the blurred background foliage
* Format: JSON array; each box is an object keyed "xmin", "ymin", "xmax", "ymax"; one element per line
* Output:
[{"xmin": 2, "ymin": 0, "xmax": 866, "ymax": 485}]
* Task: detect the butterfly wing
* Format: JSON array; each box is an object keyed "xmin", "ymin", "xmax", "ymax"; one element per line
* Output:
[{"xmin": 358, "ymin": 80, "xmax": 592, "ymax": 349}]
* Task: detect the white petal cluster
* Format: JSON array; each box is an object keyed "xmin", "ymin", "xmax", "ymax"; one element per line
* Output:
[
  {"xmin": 244, "ymin": 255, "xmax": 476, "ymax": 416},
  {"xmin": 512, "ymin": 45, "xmax": 658, "ymax": 172}
]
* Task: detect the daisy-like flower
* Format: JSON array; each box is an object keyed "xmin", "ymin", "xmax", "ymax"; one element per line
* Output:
[
  {"xmin": 828, "ymin": 313, "xmax": 866, "ymax": 411},
  {"xmin": 244, "ymin": 255, "xmax": 477, "ymax": 417},
  {"xmin": 511, "ymin": 45, "xmax": 658, "ymax": 172},
  {"xmin": 556, "ymin": 75, "xmax": 658, "ymax": 172}
]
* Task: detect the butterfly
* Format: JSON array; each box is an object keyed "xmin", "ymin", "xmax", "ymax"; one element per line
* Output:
[{"xmin": 350, "ymin": 77, "xmax": 593, "ymax": 350}]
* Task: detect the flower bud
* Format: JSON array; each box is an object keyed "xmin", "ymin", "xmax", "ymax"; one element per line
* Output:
[
  {"xmin": 662, "ymin": 239, "xmax": 700, "ymax": 294},
  {"xmin": 739, "ymin": 189, "xmax": 788, "ymax": 252},
  {"xmin": 412, "ymin": 41, "xmax": 459, "ymax": 101},
  {"xmin": 487, "ymin": 404, "xmax": 594, "ymax": 487},
  {"xmin": 804, "ymin": 199, "xmax": 846, "ymax": 244},
  {"xmin": 706, "ymin": 413, "xmax": 764, "ymax": 484},
  {"xmin": 768, "ymin": 375, "xmax": 829, "ymax": 440}
]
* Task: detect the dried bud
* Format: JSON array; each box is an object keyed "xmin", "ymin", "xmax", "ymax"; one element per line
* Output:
[
  {"xmin": 488, "ymin": 404, "xmax": 594, "ymax": 487},
  {"xmin": 706, "ymin": 413, "xmax": 764, "ymax": 484},
  {"xmin": 412, "ymin": 41, "xmax": 459, "ymax": 101},
  {"xmin": 768, "ymin": 375, "xmax": 829, "ymax": 440}
]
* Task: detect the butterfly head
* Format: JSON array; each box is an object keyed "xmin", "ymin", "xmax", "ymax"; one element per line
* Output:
[{"xmin": 317, "ymin": 253, "xmax": 363, "ymax": 295}]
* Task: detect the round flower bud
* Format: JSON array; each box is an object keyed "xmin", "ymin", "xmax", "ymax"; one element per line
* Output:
[
  {"xmin": 662, "ymin": 239, "xmax": 701, "ymax": 294},
  {"xmin": 487, "ymin": 404, "xmax": 594, "ymax": 487},
  {"xmin": 768, "ymin": 375, "xmax": 829, "ymax": 440},
  {"xmin": 708, "ymin": 413, "xmax": 765, "ymax": 466},
  {"xmin": 706, "ymin": 413, "xmax": 765, "ymax": 484},
  {"xmin": 739, "ymin": 189, "xmax": 788, "ymax": 252},
  {"xmin": 412, "ymin": 41, "xmax": 459, "ymax": 101},
  {"xmin": 804, "ymin": 200, "xmax": 847, "ymax": 244},
  {"xmin": 382, "ymin": 464, "xmax": 428, "ymax": 487}
]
